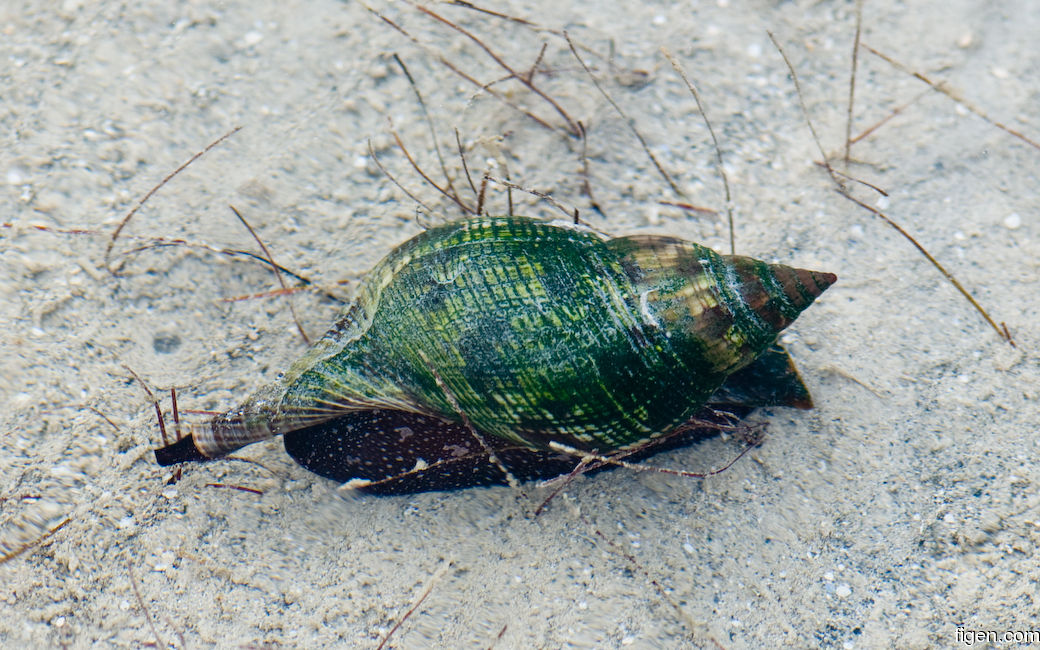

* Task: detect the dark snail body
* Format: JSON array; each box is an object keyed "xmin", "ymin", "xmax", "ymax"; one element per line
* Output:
[{"xmin": 155, "ymin": 216, "xmax": 835, "ymax": 493}]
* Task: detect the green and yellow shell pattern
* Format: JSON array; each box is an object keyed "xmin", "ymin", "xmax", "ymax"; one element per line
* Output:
[{"xmin": 155, "ymin": 216, "xmax": 835, "ymax": 492}]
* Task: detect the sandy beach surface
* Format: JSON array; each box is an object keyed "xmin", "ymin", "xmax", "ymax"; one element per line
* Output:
[{"xmin": 1, "ymin": 1, "xmax": 1038, "ymax": 647}]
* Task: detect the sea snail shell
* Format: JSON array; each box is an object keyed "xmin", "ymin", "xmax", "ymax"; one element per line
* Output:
[{"xmin": 155, "ymin": 216, "xmax": 835, "ymax": 493}]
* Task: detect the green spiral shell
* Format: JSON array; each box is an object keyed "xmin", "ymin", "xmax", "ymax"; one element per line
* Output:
[{"xmin": 161, "ymin": 215, "xmax": 835, "ymax": 463}]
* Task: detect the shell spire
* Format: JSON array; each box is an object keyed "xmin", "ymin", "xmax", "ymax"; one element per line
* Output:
[
  {"xmin": 722, "ymin": 255, "xmax": 836, "ymax": 358},
  {"xmin": 606, "ymin": 235, "xmax": 836, "ymax": 380},
  {"xmin": 739, "ymin": 258, "xmax": 836, "ymax": 331}
]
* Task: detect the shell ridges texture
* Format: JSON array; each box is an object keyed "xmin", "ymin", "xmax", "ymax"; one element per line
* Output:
[{"xmin": 197, "ymin": 216, "xmax": 834, "ymax": 457}]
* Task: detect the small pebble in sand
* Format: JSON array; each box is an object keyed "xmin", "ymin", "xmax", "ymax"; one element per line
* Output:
[
  {"xmin": 242, "ymin": 30, "xmax": 264, "ymax": 47},
  {"xmin": 1003, "ymin": 213, "xmax": 1021, "ymax": 230}
]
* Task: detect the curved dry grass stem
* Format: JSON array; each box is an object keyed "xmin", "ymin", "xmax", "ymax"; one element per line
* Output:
[
  {"xmin": 454, "ymin": 128, "xmax": 480, "ymax": 199},
  {"xmin": 361, "ymin": 2, "xmax": 561, "ymax": 134},
  {"xmin": 839, "ymin": 192, "xmax": 1014, "ymax": 347},
  {"xmin": 408, "ymin": 0, "xmax": 581, "ymax": 137},
  {"xmin": 862, "ymin": 42, "xmax": 1040, "ymax": 153},
  {"xmin": 768, "ymin": 31, "xmax": 1014, "ymax": 346},
  {"xmin": 448, "ymin": 0, "xmax": 536, "ymax": 27},
  {"xmin": 127, "ymin": 560, "xmax": 164, "ymax": 649},
  {"xmin": 661, "ymin": 47, "xmax": 735, "ymax": 254},
  {"xmin": 124, "ymin": 364, "xmax": 169, "ymax": 446},
  {"xmin": 576, "ymin": 121, "xmax": 605, "ymax": 217},
  {"xmin": 392, "ymin": 53, "xmax": 468, "ymax": 210},
  {"xmin": 377, "ymin": 560, "xmax": 453, "ymax": 650},
  {"xmin": 547, "ymin": 437, "xmax": 758, "ymax": 481},
  {"xmin": 105, "ymin": 126, "xmax": 242, "ymax": 273},
  {"xmin": 844, "ymin": 0, "xmax": 864, "ymax": 167},
  {"xmin": 0, "ymin": 518, "xmax": 70, "ymax": 566},
  {"xmin": 564, "ymin": 32, "xmax": 684, "ymax": 200},
  {"xmin": 229, "ymin": 205, "xmax": 311, "ymax": 346},
  {"xmin": 389, "ymin": 123, "xmax": 476, "ymax": 216},
  {"xmin": 847, "ymin": 88, "xmax": 931, "ymax": 148},
  {"xmin": 484, "ymin": 176, "xmax": 574, "ymax": 220},
  {"xmin": 369, "ymin": 138, "xmax": 438, "ymax": 219},
  {"xmin": 417, "ymin": 350, "xmax": 521, "ymax": 491}
]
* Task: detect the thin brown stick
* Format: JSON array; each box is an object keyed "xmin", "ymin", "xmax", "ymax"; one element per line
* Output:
[
  {"xmin": 0, "ymin": 518, "xmax": 69, "ymax": 565},
  {"xmin": 839, "ymin": 192, "xmax": 1014, "ymax": 346},
  {"xmin": 86, "ymin": 406, "xmax": 121, "ymax": 432},
  {"xmin": 767, "ymin": 32, "xmax": 1012, "ymax": 346},
  {"xmin": 485, "ymin": 176, "xmax": 574, "ymax": 220},
  {"xmin": 448, "ymin": 0, "xmax": 537, "ymax": 27},
  {"xmin": 564, "ymin": 33, "xmax": 683, "ymax": 198},
  {"xmin": 662, "ymin": 47, "xmax": 734, "ymax": 253},
  {"xmin": 105, "ymin": 126, "xmax": 242, "ymax": 273},
  {"xmin": 848, "ymin": 88, "xmax": 930, "ymax": 146},
  {"xmin": 658, "ymin": 201, "xmax": 718, "ymax": 216},
  {"xmin": 221, "ymin": 456, "xmax": 283, "ymax": 477},
  {"xmin": 862, "ymin": 42, "xmax": 1040, "ymax": 152},
  {"xmin": 533, "ymin": 456, "xmax": 594, "ymax": 516},
  {"xmin": 476, "ymin": 173, "xmax": 489, "ymax": 216},
  {"xmin": 577, "ymin": 121, "xmax": 604, "ymax": 216},
  {"xmin": 390, "ymin": 125, "xmax": 476, "ymax": 215},
  {"xmin": 1002, "ymin": 322, "xmax": 1015, "ymax": 345},
  {"xmin": 844, "ymin": 0, "xmax": 864, "ymax": 167},
  {"xmin": 454, "ymin": 129, "xmax": 480, "ymax": 200},
  {"xmin": 180, "ymin": 409, "xmax": 222, "ymax": 417},
  {"xmin": 487, "ymin": 623, "xmax": 509, "ymax": 649},
  {"xmin": 170, "ymin": 388, "xmax": 181, "ymax": 441},
  {"xmin": 547, "ymin": 436, "xmax": 758, "ymax": 480},
  {"xmin": 535, "ymin": 416, "xmax": 756, "ymax": 515},
  {"xmin": 337, "ymin": 443, "xmax": 534, "ymax": 493},
  {"xmin": 109, "ymin": 232, "xmax": 328, "ymax": 294},
  {"xmin": 411, "ymin": 1, "xmax": 581, "ymax": 136},
  {"xmin": 229, "ymin": 205, "xmax": 311, "ymax": 345},
  {"xmin": 221, "ymin": 285, "xmax": 319, "ymax": 303},
  {"xmin": 497, "ymin": 158, "xmax": 515, "ymax": 218},
  {"xmin": 446, "ymin": 0, "xmax": 628, "ymax": 77},
  {"xmin": 363, "ymin": 4, "xmax": 558, "ymax": 133},
  {"xmin": 766, "ymin": 33, "xmax": 843, "ymax": 188},
  {"xmin": 417, "ymin": 350, "xmax": 521, "ymax": 491},
  {"xmin": 124, "ymin": 364, "xmax": 168, "ymax": 446},
  {"xmin": 392, "ymin": 53, "xmax": 460, "ymax": 205},
  {"xmin": 204, "ymin": 483, "xmax": 264, "ymax": 495},
  {"xmin": 4, "ymin": 222, "xmax": 102, "ymax": 236},
  {"xmin": 369, "ymin": 139, "xmax": 438, "ymax": 216},
  {"xmin": 524, "ymin": 42, "xmax": 549, "ymax": 84},
  {"xmin": 812, "ymin": 162, "xmax": 888, "ymax": 197},
  {"xmin": 377, "ymin": 560, "xmax": 452, "ymax": 650},
  {"xmin": 128, "ymin": 560, "xmax": 165, "ymax": 649}
]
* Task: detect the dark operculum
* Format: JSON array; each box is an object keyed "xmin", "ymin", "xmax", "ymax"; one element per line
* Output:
[{"xmin": 721, "ymin": 254, "xmax": 837, "ymax": 357}]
